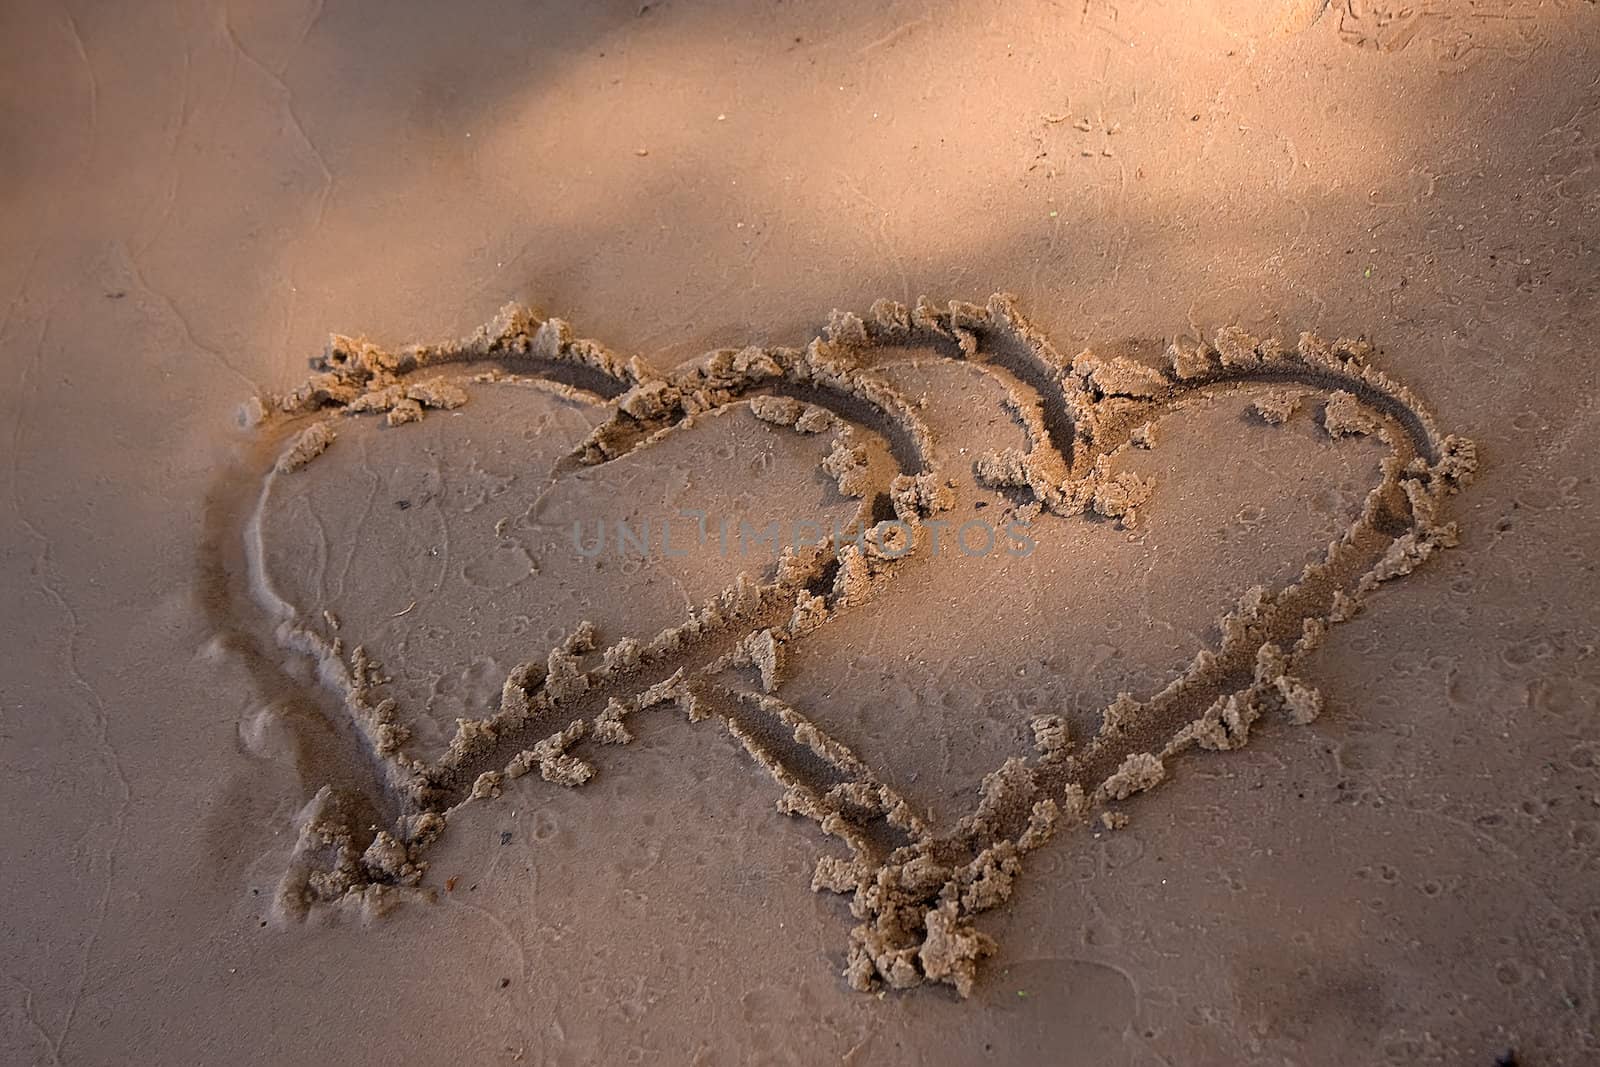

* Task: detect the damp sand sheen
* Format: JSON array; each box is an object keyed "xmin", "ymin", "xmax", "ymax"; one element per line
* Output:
[{"xmin": 235, "ymin": 295, "xmax": 1476, "ymax": 996}]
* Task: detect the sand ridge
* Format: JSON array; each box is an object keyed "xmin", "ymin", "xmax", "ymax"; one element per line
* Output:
[{"xmin": 245, "ymin": 294, "xmax": 1476, "ymax": 996}]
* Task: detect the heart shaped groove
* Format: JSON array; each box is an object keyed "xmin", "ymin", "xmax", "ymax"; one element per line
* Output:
[{"xmin": 245, "ymin": 294, "xmax": 1477, "ymax": 996}]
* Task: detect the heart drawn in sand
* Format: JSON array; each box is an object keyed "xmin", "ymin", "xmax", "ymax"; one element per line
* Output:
[{"xmin": 237, "ymin": 295, "xmax": 1476, "ymax": 996}]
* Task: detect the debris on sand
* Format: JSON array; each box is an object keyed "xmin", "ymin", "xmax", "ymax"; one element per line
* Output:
[
  {"xmin": 275, "ymin": 420, "xmax": 336, "ymax": 473},
  {"xmin": 1251, "ymin": 389, "xmax": 1302, "ymax": 424}
]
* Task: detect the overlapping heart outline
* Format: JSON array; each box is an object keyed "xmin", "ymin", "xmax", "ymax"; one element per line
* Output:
[{"xmin": 246, "ymin": 294, "xmax": 1476, "ymax": 996}]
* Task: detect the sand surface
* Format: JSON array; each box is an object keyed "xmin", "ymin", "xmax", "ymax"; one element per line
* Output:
[{"xmin": 4, "ymin": 1, "xmax": 1599, "ymax": 1063}]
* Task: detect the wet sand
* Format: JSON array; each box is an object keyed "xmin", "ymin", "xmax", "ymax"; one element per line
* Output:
[{"xmin": 4, "ymin": 1, "xmax": 1598, "ymax": 1063}]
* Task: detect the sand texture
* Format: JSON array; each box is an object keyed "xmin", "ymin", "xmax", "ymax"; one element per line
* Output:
[
  {"xmin": 249, "ymin": 295, "xmax": 1476, "ymax": 1002},
  {"xmin": 4, "ymin": 1, "xmax": 1598, "ymax": 1063}
]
